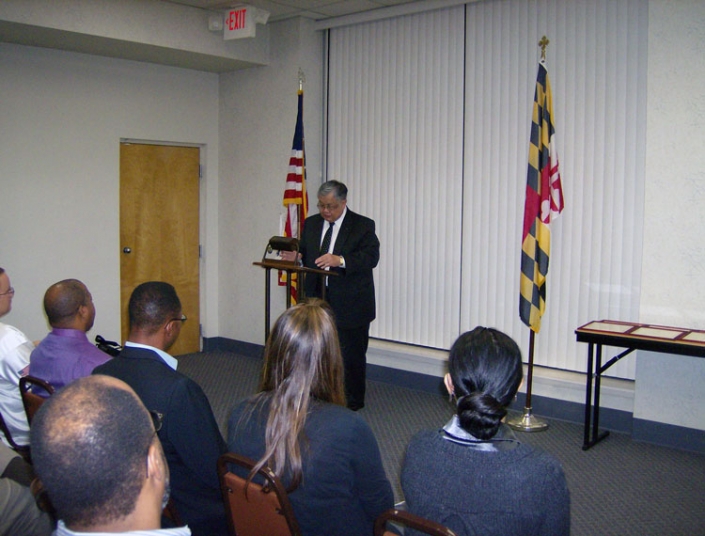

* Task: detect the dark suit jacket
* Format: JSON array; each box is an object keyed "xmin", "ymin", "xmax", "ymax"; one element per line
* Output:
[
  {"xmin": 93, "ymin": 346, "xmax": 227, "ymax": 536},
  {"xmin": 300, "ymin": 209, "xmax": 380, "ymax": 328}
]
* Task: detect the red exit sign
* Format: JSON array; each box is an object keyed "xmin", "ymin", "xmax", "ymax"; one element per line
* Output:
[
  {"xmin": 224, "ymin": 6, "xmax": 255, "ymax": 39},
  {"xmin": 226, "ymin": 8, "xmax": 247, "ymax": 31}
]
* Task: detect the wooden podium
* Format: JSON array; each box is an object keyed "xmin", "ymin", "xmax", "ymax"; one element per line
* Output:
[{"xmin": 253, "ymin": 237, "xmax": 337, "ymax": 341}]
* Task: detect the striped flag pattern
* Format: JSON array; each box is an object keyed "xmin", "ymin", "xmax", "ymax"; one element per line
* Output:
[
  {"xmin": 280, "ymin": 89, "xmax": 308, "ymax": 303},
  {"xmin": 519, "ymin": 61, "xmax": 564, "ymax": 333}
]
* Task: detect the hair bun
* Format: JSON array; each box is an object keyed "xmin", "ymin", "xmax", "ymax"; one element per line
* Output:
[{"xmin": 457, "ymin": 392, "xmax": 507, "ymax": 440}]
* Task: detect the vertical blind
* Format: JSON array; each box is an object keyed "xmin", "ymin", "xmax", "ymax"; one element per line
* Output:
[
  {"xmin": 326, "ymin": 0, "xmax": 647, "ymax": 378},
  {"xmin": 327, "ymin": 7, "xmax": 466, "ymax": 348}
]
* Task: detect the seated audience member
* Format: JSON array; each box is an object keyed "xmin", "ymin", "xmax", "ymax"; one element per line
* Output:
[
  {"xmin": 0, "ymin": 441, "xmax": 53, "ymax": 536},
  {"xmin": 30, "ymin": 374, "xmax": 190, "ymax": 536},
  {"xmin": 29, "ymin": 279, "xmax": 111, "ymax": 394},
  {"xmin": 228, "ymin": 300, "xmax": 394, "ymax": 536},
  {"xmin": 401, "ymin": 327, "xmax": 570, "ymax": 536},
  {"xmin": 0, "ymin": 267, "xmax": 33, "ymax": 447},
  {"xmin": 94, "ymin": 282, "xmax": 227, "ymax": 536}
]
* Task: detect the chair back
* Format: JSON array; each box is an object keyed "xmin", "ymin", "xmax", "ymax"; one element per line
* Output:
[
  {"xmin": 217, "ymin": 452, "xmax": 301, "ymax": 536},
  {"xmin": 30, "ymin": 477, "xmax": 56, "ymax": 516},
  {"xmin": 162, "ymin": 497, "xmax": 184, "ymax": 527},
  {"xmin": 374, "ymin": 509, "xmax": 458, "ymax": 536},
  {"xmin": 0, "ymin": 409, "xmax": 30, "ymax": 461},
  {"xmin": 19, "ymin": 375, "xmax": 55, "ymax": 426}
]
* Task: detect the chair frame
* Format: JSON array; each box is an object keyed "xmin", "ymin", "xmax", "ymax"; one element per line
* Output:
[
  {"xmin": 217, "ymin": 452, "xmax": 301, "ymax": 536},
  {"xmin": 30, "ymin": 477, "xmax": 56, "ymax": 517},
  {"xmin": 374, "ymin": 508, "xmax": 458, "ymax": 536},
  {"xmin": 0, "ymin": 409, "xmax": 31, "ymax": 461},
  {"xmin": 162, "ymin": 496, "xmax": 184, "ymax": 527},
  {"xmin": 19, "ymin": 375, "xmax": 55, "ymax": 426}
]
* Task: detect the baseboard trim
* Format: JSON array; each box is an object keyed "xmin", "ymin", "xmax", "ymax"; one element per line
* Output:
[
  {"xmin": 203, "ymin": 337, "xmax": 704, "ymax": 453},
  {"xmin": 633, "ymin": 418, "xmax": 705, "ymax": 453},
  {"xmin": 367, "ymin": 362, "xmax": 447, "ymax": 396},
  {"xmin": 368, "ymin": 362, "xmax": 634, "ymax": 435},
  {"xmin": 202, "ymin": 337, "xmax": 263, "ymax": 358}
]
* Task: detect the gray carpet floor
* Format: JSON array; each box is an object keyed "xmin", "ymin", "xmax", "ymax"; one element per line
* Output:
[{"xmin": 177, "ymin": 350, "xmax": 705, "ymax": 536}]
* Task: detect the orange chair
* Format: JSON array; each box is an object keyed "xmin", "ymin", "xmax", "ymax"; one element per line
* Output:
[
  {"xmin": 374, "ymin": 508, "xmax": 458, "ymax": 536},
  {"xmin": 19, "ymin": 375, "xmax": 55, "ymax": 426},
  {"xmin": 217, "ymin": 452, "xmax": 301, "ymax": 536}
]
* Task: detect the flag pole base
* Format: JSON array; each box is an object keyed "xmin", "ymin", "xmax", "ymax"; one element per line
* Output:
[{"xmin": 506, "ymin": 407, "xmax": 549, "ymax": 433}]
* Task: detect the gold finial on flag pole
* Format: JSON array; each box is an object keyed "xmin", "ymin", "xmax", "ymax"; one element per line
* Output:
[
  {"xmin": 538, "ymin": 35, "xmax": 549, "ymax": 61},
  {"xmin": 298, "ymin": 68, "xmax": 305, "ymax": 91}
]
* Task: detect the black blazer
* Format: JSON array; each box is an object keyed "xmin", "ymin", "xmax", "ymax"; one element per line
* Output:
[
  {"xmin": 300, "ymin": 209, "xmax": 380, "ymax": 328},
  {"xmin": 93, "ymin": 346, "xmax": 228, "ymax": 536}
]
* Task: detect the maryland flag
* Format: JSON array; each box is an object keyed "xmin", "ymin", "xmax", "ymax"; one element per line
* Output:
[
  {"xmin": 280, "ymin": 89, "xmax": 308, "ymax": 303},
  {"xmin": 519, "ymin": 61, "xmax": 564, "ymax": 333}
]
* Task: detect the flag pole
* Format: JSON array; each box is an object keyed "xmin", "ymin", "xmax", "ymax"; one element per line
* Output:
[
  {"xmin": 295, "ymin": 68, "xmax": 307, "ymax": 302},
  {"xmin": 281, "ymin": 68, "xmax": 309, "ymax": 304},
  {"xmin": 507, "ymin": 35, "xmax": 559, "ymax": 433},
  {"xmin": 297, "ymin": 68, "xmax": 305, "ymax": 238},
  {"xmin": 507, "ymin": 329, "xmax": 548, "ymax": 432}
]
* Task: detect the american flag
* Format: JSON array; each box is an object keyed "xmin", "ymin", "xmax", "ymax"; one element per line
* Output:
[
  {"xmin": 280, "ymin": 89, "xmax": 308, "ymax": 303},
  {"xmin": 519, "ymin": 61, "xmax": 564, "ymax": 333}
]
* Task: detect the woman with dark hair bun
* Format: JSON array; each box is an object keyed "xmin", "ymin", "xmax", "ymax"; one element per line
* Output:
[{"xmin": 401, "ymin": 327, "xmax": 570, "ymax": 536}]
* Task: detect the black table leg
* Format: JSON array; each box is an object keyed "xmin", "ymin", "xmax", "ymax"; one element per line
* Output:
[
  {"xmin": 583, "ymin": 342, "xmax": 610, "ymax": 450},
  {"xmin": 583, "ymin": 343, "xmax": 594, "ymax": 449},
  {"xmin": 592, "ymin": 344, "xmax": 610, "ymax": 446}
]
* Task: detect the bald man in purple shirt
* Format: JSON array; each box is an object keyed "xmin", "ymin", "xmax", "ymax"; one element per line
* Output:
[{"xmin": 29, "ymin": 279, "xmax": 110, "ymax": 394}]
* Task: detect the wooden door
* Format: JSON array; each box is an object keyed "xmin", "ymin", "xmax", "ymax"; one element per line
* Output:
[{"xmin": 120, "ymin": 143, "xmax": 200, "ymax": 355}]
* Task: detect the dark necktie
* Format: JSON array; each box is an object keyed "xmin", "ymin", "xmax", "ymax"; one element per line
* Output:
[{"xmin": 320, "ymin": 222, "xmax": 334, "ymax": 254}]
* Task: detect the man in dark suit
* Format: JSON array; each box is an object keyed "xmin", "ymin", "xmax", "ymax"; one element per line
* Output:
[
  {"xmin": 93, "ymin": 282, "xmax": 227, "ymax": 536},
  {"xmin": 284, "ymin": 180, "xmax": 380, "ymax": 410}
]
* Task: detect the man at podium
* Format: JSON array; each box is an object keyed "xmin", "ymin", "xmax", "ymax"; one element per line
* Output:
[{"xmin": 282, "ymin": 180, "xmax": 380, "ymax": 411}]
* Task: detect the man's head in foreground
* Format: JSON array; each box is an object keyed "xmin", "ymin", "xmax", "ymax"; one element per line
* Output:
[{"xmin": 30, "ymin": 375, "xmax": 170, "ymax": 532}]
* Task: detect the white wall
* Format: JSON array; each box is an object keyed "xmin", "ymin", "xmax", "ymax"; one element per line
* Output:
[
  {"xmin": 634, "ymin": 0, "xmax": 705, "ymax": 430},
  {"xmin": 1, "ymin": 0, "xmax": 704, "ymax": 434},
  {"xmin": 0, "ymin": 0, "xmax": 269, "ymax": 71},
  {"xmin": 214, "ymin": 0, "xmax": 705, "ymax": 429},
  {"xmin": 218, "ymin": 17, "xmax": 323, "ymax": 346},
  {"xmin": 0, "ymin": 43, "xmax": 220, "ymax": 342}
]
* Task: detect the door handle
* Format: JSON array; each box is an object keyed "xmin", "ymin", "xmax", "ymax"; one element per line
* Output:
[{"xmin": 123, "ymin": 247, "xmax": 132, "ymax": 254}]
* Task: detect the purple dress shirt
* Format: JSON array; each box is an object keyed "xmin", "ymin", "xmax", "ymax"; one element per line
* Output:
[{"xmin": 29, "ymin": 328, "xmax": 111, "ymax": 394}]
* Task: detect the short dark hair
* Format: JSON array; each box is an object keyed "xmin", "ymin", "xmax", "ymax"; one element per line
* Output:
[
  {"xmin": 448, "ymin": 327, "xmax": 523, "ymax": 440},
  {"xmin": 128, "ymin": 281, "xmax": 181, "ymax": 334},
  {"xmin": 318, "ymin": 180, "xmax": 348, "ymax": 201},
  {"xmin": 44, "ymin": 279, "xmax": 90, "ymax": 326},
  {"xmin": 30, "ymin": 375, "xmax": 155, "ymax": 527}
]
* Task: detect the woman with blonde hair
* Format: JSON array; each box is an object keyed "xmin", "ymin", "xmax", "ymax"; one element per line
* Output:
[{"xmin": 227, "ymin": 300, "xmax": 393, "ymax": 536}]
